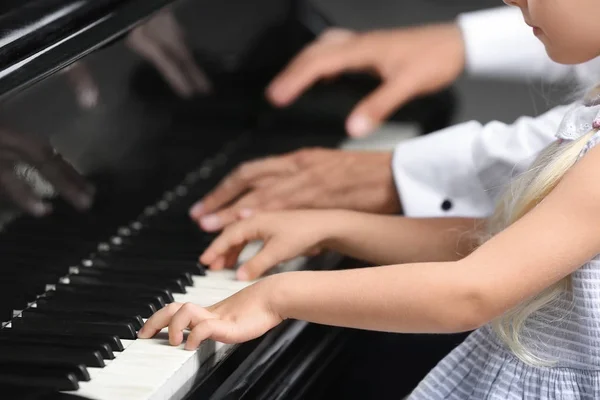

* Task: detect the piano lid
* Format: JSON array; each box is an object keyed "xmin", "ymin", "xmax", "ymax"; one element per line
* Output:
[
  {"xmin": 0, "ymin": 0, "xmax": 343, "ymax": 221},
  {"xmin": 0, "ymin": 0, "xmax": 176, "ymax": 101},
  {"xmin": 0, "ymin": 0, "xmax": 331, "ymax": 102}
]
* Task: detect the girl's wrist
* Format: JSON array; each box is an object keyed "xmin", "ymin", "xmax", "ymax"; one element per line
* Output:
[
  {"xmin": 266, "ymin": 271, "xmax": 308, "ymax": 321},
  {"xmin": 319, "ymin": 209, "xmax": 356, "ymax": 250}
]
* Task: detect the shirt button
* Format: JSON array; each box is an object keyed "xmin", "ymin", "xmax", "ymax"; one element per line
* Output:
[{"xmin": 441, "ymin": 199, "xmax": 452, "ymax": 211}]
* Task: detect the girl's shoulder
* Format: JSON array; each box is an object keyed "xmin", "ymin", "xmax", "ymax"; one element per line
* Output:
[{"xmin": 556, "ymin": 86, "xmax": 600, "ymax": 157}]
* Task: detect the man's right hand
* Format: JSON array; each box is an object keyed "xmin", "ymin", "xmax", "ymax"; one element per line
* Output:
[
  {"xmin": 267, "ymin": 23, "xmax": 466, "ymax": 137},
  {"xmin": 189, "ymin": 148, "xmax": 401, "ymax": 232}
]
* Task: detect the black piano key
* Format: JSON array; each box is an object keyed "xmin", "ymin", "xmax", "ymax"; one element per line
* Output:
[
  {"xmin": 10, "ymin": 317, "xmax": 137, "ymax": 340},
  {"xmin": 72, "ymin": 268, "xmax": 187, "ymax": 293},
  {"xmin": 0, "ymin": 270, "xmax": 62, "ymax": 282},
  {"xmin": 0, "ymin": 329, "xmax": 114, "ymax": 359},
  {"xmin": 20, "ymin": 308, "xmax": 143, "ymax": 331},
  {"xmin": 0, "ymin": 282, "xmax": 47, "ymax": 298},
  {"xmin": 86, "ymin": 257, "xmax": 206, "ymax": 276},
  {"xmin": 0, "ymin": 334, "xmax": 113, "ymax": 360},
  {"xmin": 36, "ymin": 296, "xmax": 146, "ymax": 324},
  {"xmin": 0, "ymin": 328, "xmax": 124, "ymax": 352},
  {"xmin": 0, "ymin": 362, "xmax": 82, "ymax": 391},
  {"xmin": 0, "ymin": 261, "xmax": 72, "ymax": 274},
  {"xmin": 0, "ymin": 308, "xmax": 13, "ymax": 322},
  {"xmin": 78, "ymin": 264, "xmax": 194, "ymax": 286},
  {"xmin": 0, "ymin": 293, "xmax": 39, "ymax": 311},
  {"xmin": 41, "ymin": 291, "xmax": 157, "ymax": 318},
  {"xmin": 62, "ymin": 279, "xmax": 175, "ymax": 304},
  {"xmin": 116, "ymin": 230, "xmax": 211, "ymax": 244},
  {"xmin": 0, "ymin": 343, "xmax": 105, "ymax": 368},
  {"xmin": 0, "ymin": 359, "xmax": 89, "ymax": 382},
  {"xmin": 54, "ymin": 283, "xmax": 167, "ymax": 309},
  {"xmin": 120, "ymin": 239, "xmax": 210, "ymax": 253},
  {"xmin": 195, "ymin": 263, "xmax": 208, "ymax": 276},
  {"xmin": 116, "ymin": 247, "xmax": 202, "ymax": 259}
]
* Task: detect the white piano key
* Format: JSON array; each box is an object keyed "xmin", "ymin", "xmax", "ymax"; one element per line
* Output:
[
  {"xmin": 62, "ymin": 243, "xmax": 304, "ymax": 400},
  {"xmin": 66, "ymin": 314, "xmax": 231, "ymax": 400}
]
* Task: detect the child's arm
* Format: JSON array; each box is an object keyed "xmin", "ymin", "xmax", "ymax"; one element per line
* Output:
[
  {"xmin": 200, "ymin": 210, "xmax": 482, "ymax": 280},
  {"xmin": 271, "ymin": 145, "xmax": 600, "ymax": 334},
  {"xmin": 324, "ymin": 212, "xmax": 482, "ymax": 264},
  {"xmin": 139, "ymin": 146, "xmax": 600, "ymax": 349}
]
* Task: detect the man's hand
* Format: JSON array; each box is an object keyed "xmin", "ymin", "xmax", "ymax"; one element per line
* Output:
[
  {"xmin": 267, "ymin": 24, "xmax": 465, "ymax": 137},
  {"xmin": 189, "ymin": 148, "xmax": 400, "ymax": 232}
]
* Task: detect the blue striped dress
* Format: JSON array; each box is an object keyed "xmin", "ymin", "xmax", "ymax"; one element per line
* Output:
[{"xmin": 407, "ymin": 101, "xmax": 600, "ymax": 399}]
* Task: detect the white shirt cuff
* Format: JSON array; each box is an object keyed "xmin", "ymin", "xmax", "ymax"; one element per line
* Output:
[{"xmin": 392, "ymin": 121, "xmax": 495, "ymax": 218}]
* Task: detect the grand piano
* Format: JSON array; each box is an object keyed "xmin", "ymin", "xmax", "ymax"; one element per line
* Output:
[{"xmin": 0, "ymin": 1, "xmax": 459, "ymax": 399}]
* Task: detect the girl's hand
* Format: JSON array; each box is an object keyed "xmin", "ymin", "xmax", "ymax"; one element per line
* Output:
[
  {"xmin": 137, "ymin": 279, "xmax": 282, "ymax": 349},
  {"xmin": 200, "ymin": 210, "xmax": 336, "ymax": 281}
]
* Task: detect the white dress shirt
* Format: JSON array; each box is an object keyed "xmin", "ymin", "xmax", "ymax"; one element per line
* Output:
[{"xmin": 393, "ymin": 5, "xmax": 600, "ymax": 218}]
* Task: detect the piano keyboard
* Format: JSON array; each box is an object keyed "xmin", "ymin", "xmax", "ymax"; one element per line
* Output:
[
  {"xmin": 0, "ymin": 139, "xmax": 309, "ymax": 399},
  {"xmin": 68, "ymin": 269, "xmax": 253, "ymax": 400}
]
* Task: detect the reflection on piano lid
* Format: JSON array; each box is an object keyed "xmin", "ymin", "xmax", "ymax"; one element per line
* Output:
[{"xmin": 0, "ymin": 0, "xmax": 455, "ymax": 399}]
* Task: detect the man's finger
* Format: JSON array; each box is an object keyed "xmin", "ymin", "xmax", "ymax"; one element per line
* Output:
[
  {"xmin": 196, "ymin": 200, "xmax": 257, "ymax": 232},
  {"xmin": 250, "ymin": 172, "xmax": 316, "ymax": 210},
  {"xmin": 267, "ymin": 41, "xmax": 367, "ymax": 107},
  {"xmin": 191, "ymin": 156, "xmax": 295, "ymax": 219},
  {"xmin": 346, "ymin": 73, "xmax": 420, "ymax": 137},
  {"xmin": 197, "ymin": 186, "xmax": 272, "ymax": 232},
  {"xmin": 197, "ymin": 171, "xmax": 320, "ymax": 232}
]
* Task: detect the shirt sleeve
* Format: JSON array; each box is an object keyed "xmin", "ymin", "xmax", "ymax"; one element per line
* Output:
[
  {"xmin": 392, "ymin": 105, "xmax": 570, "ymax": 218},
  {"xmin": 456, "ymin": 6, "xmax": 575, "ymax": 82}
]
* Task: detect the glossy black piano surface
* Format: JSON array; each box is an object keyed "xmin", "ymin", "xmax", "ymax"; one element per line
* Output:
[{"xmin": 0, "ymin": 1, "xmax": 458, "ymax": 399}]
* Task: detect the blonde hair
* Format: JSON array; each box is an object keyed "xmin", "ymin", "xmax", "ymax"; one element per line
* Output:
[{"xmin": 480, "ymin": 129, "xmax": 597, "ymax": 366}]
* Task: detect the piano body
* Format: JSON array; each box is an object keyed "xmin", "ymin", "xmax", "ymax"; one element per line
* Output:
[{"xmin": 0, "ymin": 1, "xmax": 459, "ymax": 399}]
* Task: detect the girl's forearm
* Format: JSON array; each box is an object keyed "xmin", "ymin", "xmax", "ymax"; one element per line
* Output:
[
  {"xmin": 270, "ymin": 262, "xmax": 483, "ymax": 334},
  {"xmin": 324, "ymin": 210, "xmax": 484, "ymax": 265}
]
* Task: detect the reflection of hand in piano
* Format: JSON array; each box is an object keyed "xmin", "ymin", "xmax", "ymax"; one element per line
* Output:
[
  {"xmin": 0, "ymin": 128, "xmax": 94, "ymax": 216},
  {"xmin": 190, "ymin": 148, "xmax": 399, "ymax": 232},
  {"xmin": 138, "ymin": 278, "xmax": 283, "ymax": 350},
  {"xmin": 62, "ymin": 61, "xmax": 100, "ymax": 109},
  {"xmin": 199, "ymin": 210, "xmax": 329, "ymax": 281},
  {"xmin": 125, "ymin": 8, "xmax": 212, "ymax": 98}
]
